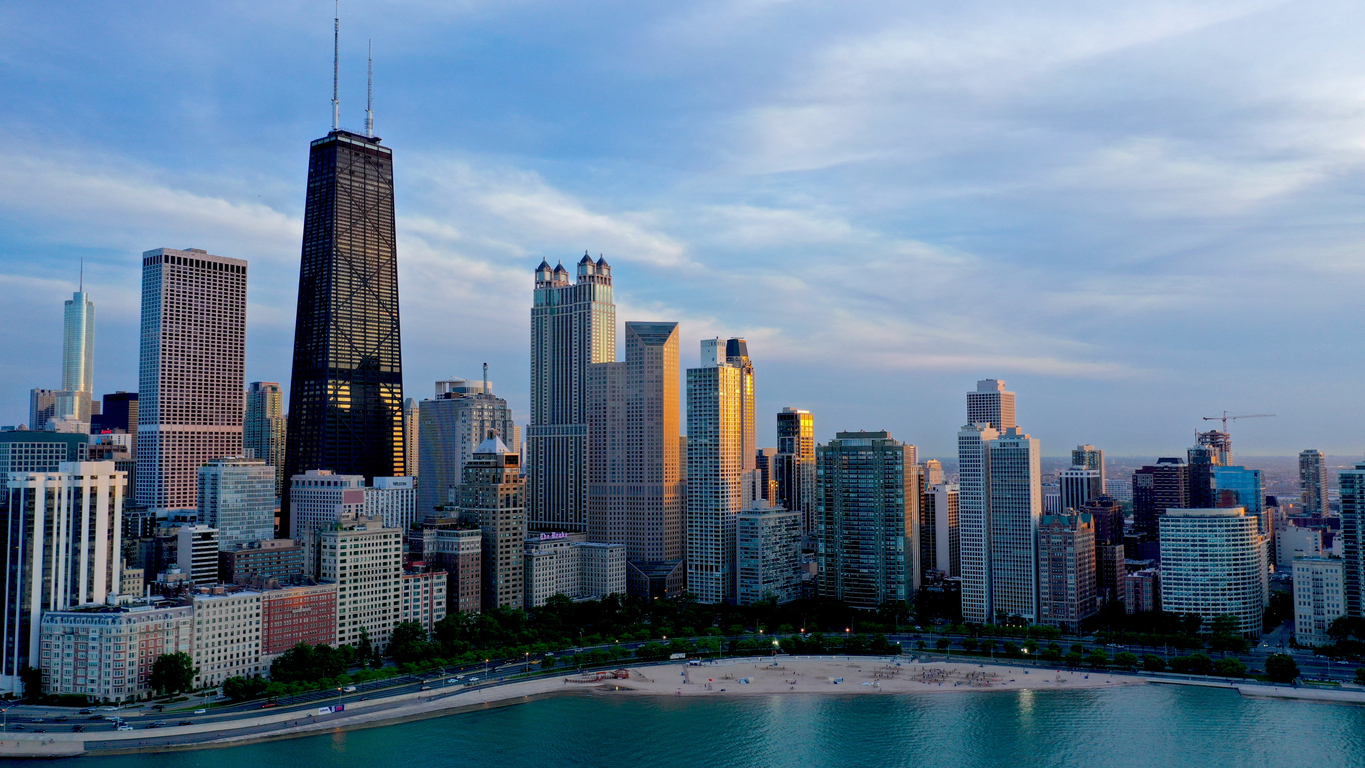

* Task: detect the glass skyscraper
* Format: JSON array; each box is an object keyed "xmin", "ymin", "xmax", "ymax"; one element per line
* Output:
[{"xmin": 283, "ymin": 128, "xmax": 405, "ymax": 533}]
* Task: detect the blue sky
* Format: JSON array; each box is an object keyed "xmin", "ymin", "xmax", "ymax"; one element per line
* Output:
[{"xmin": 2, "ymin": 0, "xmax": 1363, "ymax": 457}]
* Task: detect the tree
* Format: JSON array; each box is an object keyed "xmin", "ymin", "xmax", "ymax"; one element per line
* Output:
[
  {"xmin": 1355, "ymin": 668, "xmax": 1365, "ymax": 685},
  {"xmin": 388, "ymin": 622, "xmax": 431, "ymax": 664},
  {"xmin": 1086, "ymin": 649, "xmax": 1109, "ymax": 668},
  {"xmin": 936, "ymin": 638, "xmax": 951, "ymax": 651},
  {"xmin": 223, "ymin": 676, "xmax": 269, "ymax": 702},
  {"xmin": 19, "ymin": 665, "xmax": 42, "ymax": 702},
  {"xmin": 150, "ymin": 652, "xmax": 197, "ymax": 695},
  {"xmin": 1209, "ymin": 633, "xmax": 1248, "ymax": 656},
  {"xmin": 1213, "ymin": 658, "xmax": 1247, "ymax": 678},
  {"xmin": 1114, "ymin": 652, "xmax": 1139, "ymax": 670},
  {"xmin": 1209, "ymin": 615, "xmax": 1239, "ymax": 636},
  {"xmin": 356, "ymin": 628, "xmax": 375, "ymax": 668},
  {"xmin": 961, "ymin": 638, "xmax": 979, "ymax": 653},
  {"xmin": 1064, "ymin": 651, "xmax": 1083, "ymax": 667},
  {"xmin": 1142, "ymin": 654, "xmax": 1166, "ymax": 672},
  {"xmin": 1262, "ymin": 592, "xmax": 1293, "ymax": 631},
  {"xmin": 1265, "ymin": 654, "xmax": 1299, "ymax": 684}
]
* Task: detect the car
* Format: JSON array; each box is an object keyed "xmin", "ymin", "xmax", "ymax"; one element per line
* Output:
[
  {"xmin": 103, "ymin": 716, "xmax": 121, "ymax": 721},
  {"xmin": 71, "ymin": 725, "xmax": 85, "ymax": 733},
  {"xmin": 152, "ymin": 704, "xmax": 165, "ymax": 711},
  {"xmin": 116, "ymin": 724, "xmax": 133, "ymax": 731},
  {"xmin": 260, "ymin": 702, "xmax": 278, "ymax": 709},
  {"xmin": 145, "ymin": 724, "xmax": 160, "ymax": 729},
  {"xmin": 31, "ymin": 718, "xmax": 43, "ymax": 723},
  {"xmin": 454, "ymin": 675, "xmax": 465, "ymax": 680},
  {"xmin": 33, "ymin": 728, "xmax": 45, "ymax": 733},
  {"xmin": 420, "ymin": 685, "xmax": 432, "ymax": 691},
  {"xmin": 54, "ymin": 716, "xmax": 68, "ymax": 723},
  {"xmin": 468, "ymin": 677, "xmax": 480, "ymax": 683},
  {"xmin": 343, "ymin": 686, "xmax": 357, "ymax": 693},
  {"xmin": 359, "ymin": 696, "xmax": 369, "ymax": 701},
  {"xmin": 194, "ymin": 709, "xmax": 206, "ymax": 714},
  {"xmin": 153, "ymin": 721, "xmax": 167, "ymax": 727},
  {"xmin": 78, "ymin": 709, "xmax": 93, "ymax": 715},
  {"xmin": 179, "ymin": 721, "xmax": 193, "ymax": 726},
  {"xmin": 11, "ymin": 725, "xmax": 23, "ymax": 731},
  {"xmin": 87, "ymin": 716, "xmax": 103, "ymax": 721}
]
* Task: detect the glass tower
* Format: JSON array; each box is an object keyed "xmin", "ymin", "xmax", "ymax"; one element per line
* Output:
[{"xmin": 283, "ymin": 129, "xmax": 405, "ymax": 533}]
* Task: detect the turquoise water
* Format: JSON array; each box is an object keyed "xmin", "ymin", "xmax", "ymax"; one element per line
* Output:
[{"xmin": 16, "ymin": 686, "xmax": 1365, "ymax": 767}]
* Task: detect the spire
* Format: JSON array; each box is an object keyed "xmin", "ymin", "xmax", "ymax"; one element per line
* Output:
[
  {"xmin": 79, "ymin": 257, "xmax": 83, "ymax": 293},
  {"xmin": 365, "ymin": 39, "xmax": 374, "ymax": 138},
  {"xmin": 331, "ymin": 0, "xmax": 340, "ymax": 132}
]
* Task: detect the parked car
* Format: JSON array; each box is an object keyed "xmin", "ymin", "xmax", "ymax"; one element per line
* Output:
[{"xmin": 343, "ymin": 686, "xmax": 357, "ymax": 693}]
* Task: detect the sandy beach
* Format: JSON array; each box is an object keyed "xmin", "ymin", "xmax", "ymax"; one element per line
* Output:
[{"xmin": 597, "ymin": 657, "xmax": 1140, "ymax": 697}]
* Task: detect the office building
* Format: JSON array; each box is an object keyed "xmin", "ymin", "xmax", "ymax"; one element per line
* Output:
[
  {"xmin": 320, "ymin": 512, "xmax": 404, "ymax": 649},
  {"xmin": 685, "ymin": 339, "xmax": 751, "ymax": 604},
  {"xmin": 1299, "ymin": 449, "xmax": 1329, "ymax": 516},
  {"xmin": 137, "ymin": 247, "xmax": 247, "ymax": 514},
  {"xmin": 967, "ymin": 379, "xmax": 1016, "ymax": 431},
  {"xmin": 1186, "ymin": 445, "xmax": 1220, "ymax": 509},
  {"xmin": 417, "ymin": 377, "xmax": 517, "ymax": 520},
  {"xmin": 283, "ymin": 125, "xmax": 407, "ymax": 540},
  {"xmin": 737, "ymin": 503, "xmax": 802, "ymax": 605},
  {"xmin": 244, "ymin": 382, "xmax": 286, "ymax": 498},
  {"xmin": 529, "ymin": 255, "xmax": 615, "ymax": 532},
  {"xmin": 365, "ymin": 476, "xmax": 417, "ymax": 529},
  {"xmin": 1159, "ymin": 508, "xmax": 1267, "ymax": 637},
  {"xmin": 1214, "ymin": 466, "xmax": 1264, "ymax": 515},
  {"xmin": 456, "ymin": 433, "xmax": 526, "ymax": 610},
  {"xmin": 1083, "ymin": 495, "xmax": 1125, "ymax": 601},
  {"xmin": 0, "ymin": 431, "xmax": 87, "ymax": 478},
  {"xmin": 775, "ymin": 407, "xmax": 817, "ymax": 535},
  {"xmin": 198, "ymin": 458, "xmax": 275, "ymax": 549},
  {"xmin": 523, "ymin": 532, "xmax": 626, "ymax": 608},
  {"xmin": 92, "ymin": 392, "xmax": 138, "ymax": 455},
  {"xmin": 420, "ymin": 522, "xmax": 482, "ymax": 614},
  {"xmin": 261, "ymin": 582, "xmax": 338, "ymax": 658},
  {"xmin": 404, "ymin": 398, "xmax": 419, "ymax": 478},
  {"xmin": 176, "ymin": 525, "xmax": 219, "ymax": 586},
  {"xmin": 724, "ymin": 339, "xmax": 757, "ymax": 477},
  {"xmin": 1071, "ymin": 445, "xmax": 1104, "ymax": 481},
  {"xmin": 39, "ymin": 603, "xmax": 193, "ymax": 703},
  {"xmin": 957, "ymin": 422, "xmax": 999, "ymax": 623},
  {"xmin": 817, "ymin": 431, "xmax": 920, "ymax": 608},
  {"xmin": 1292, "ymin": 556, "xmax": 1345, "ymax": 647},
  {"xmin": 289, "ymin": 469, "xmax": 366, "ymax": 574},
  {"xmin": 985, "ymin": 428, "xmax": 1043, "ymax": 624},
  {"xmin": 586, "ymin": 321, "xmax": 684, "ymax": 594},
  {"xmin": 400, "ymin": 568, "xmax": 447, "ymax": 633},
  {"xmin": 29, "ymin": 389, "xmax": 58, "ymax": 432},
  {"xmin": 1083, "ymin": 496, "xmax": 1124, "ymax": 546},
  {"xmin": 1059, "ymin": 466, "xmax": 1103, "ymax": 512},
  {"xmin": 921, "ymin": 483, "xmax": 960, "ymax": 578},
  {"xmin": 190, "ymin": 590, "xmax": 263, "ymax": 687},
  {"xmin": 3, "ymin": 461, "xmax": 126, "ymax": 694},
  {"xmin": 923, "ymin": 459, "xmax": 944, "ymax": 487},
  {"xmin": 754, "ymin": 448, "xmax": 778, "ymax": 505},
  {"xmin": 1037, "ymin": 512, "xmax": 1097, "ymax": 632},
  {"xmin": 1132, "ymin": 458, "xmax": 1190, "ymax": 542},
  {"xmin": 219, "ymin": 539, "xmax": 306, "ymax": 584},
  {"xmin": 1275, "ymin": 524, "xmax": 1323, "ymax": 572},
  {"xmin": 1340, "ymin": 461, "xmax": 1365, "ymax": 617}
]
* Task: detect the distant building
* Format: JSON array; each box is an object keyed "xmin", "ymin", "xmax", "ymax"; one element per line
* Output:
[
  {"xmin": 457, "ymin": 433, "xmax": 526, "ymax": 611},
  {"xmin": 1059, "ymin": 466, "xmax": 1103, "ymax": 512},
  {"xmin": 1037, "ymin": 512, "xmax": 1097, "ymax": 632},
  {"xmin": 967, "ymin": 379, "xmax": 1015, "ymax": 431},
  {"xmin": 921, "ymin": 483, "xmax": 960, "ymax": 579},
  {"xmin": 1292, "ymin": 556, "xmax": 1344, "ymax": 647},
  {"xmin": 404, "ymin": 398, "xmax": 419, "ymax": 479},
  {"xmin": 1341, "ymin": 461, "xmax": 1365, "ymax": 618},
  {"xmin": 176, "ymin": 525, "xmax": 220, "ymax": 585},
  {"xmin": 985, "ymin": 427, "xmax": 1042, "ymax": 624},
  {"xmin": 244, "ymin": 382, "xmax": 286, "ymax": 497},
  {"xmin": 1275, "ymin": 525, "xmax": 1323, "ymax": 572},
  {"xmin": 40, "ymin": 603, "xmax": 193, "ymax": 703},
  {"xmin": 420, "ymin": 521, "xmax": 482, "ymax": 614},
  {"xmin": 1070, "ymin": 445, "xmax": 1105, "ymax": 484},
  {"xmin": 365, "ymin": 476, "xmax": 417, "ymax": 530},
  {"xmin": 0, "ymin": 431, "xmax": 88, "ymax": 483},
  {"xmin": 190, "ymin": 590, "xmax": 263, "ymax": 687},
  {"xmin": 261, "ymin": 582, "xmax": 338, "ymax": 659},
  {"xmin": 198, "ymin": 457, "xmax": 275, "ymax": 549},
  {"xmin": 1132, "ymin": 458, "xmax": 1190, "ymax": 543},
  {"xmin": 28, "ymin": 389, "xmax": 58, "ymax": 432},
  {"xmin": 416, "ymin": 377, "xmax": 516, "ymax": 519},
  {"xmin": 1299, "ymin": 449, "xmax": 1329, "ymax": 517},
  {"xmin": 775, "ymin": 408, "xmax": 817, "ymax": 536},
  {"xmin": 93, "ymin": 391, "xmax": 138, "ymax": 457},
  {"xmin": 400, "ymin": 568, "xmax": 447, "ymax": 634},
  {"xmin": 1159, "ymin": 508, "xmax": 1267, "ymax": 637},
  {"xmin": 737, "ymin": 503, "xmax": 802, "ymax": 605},
  {"xmin": 289, "ymin": 470, "xmax": 366, "ymax": 575},
  {"xmin": 1123, "ymin": 568, "xmax": 1159, "ymax": 614},
  {"xmin": 957, "ymin": 422, "xmax": 999, "ymax": 624},
  {"xmin": 219, "ymin": 539, "xmax": 306, "ymax": 584}
]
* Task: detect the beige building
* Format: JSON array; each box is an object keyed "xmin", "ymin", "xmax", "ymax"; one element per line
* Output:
[
  {"xmin": 457, "ymin": 433, "xmax": 526, "ymax": 610},
  {"xmin": 39, "ymin": 602, "xmax": 194, "ymax": 702},
  {"xmin": 320, "ymin": 513, "xmax": 404, "ymax": 649},
  {"xmin": 1159, "ymin": 507, "xmax": 1268, "ymax": 638},
  {"xmin": 1293, "ymin": 556, "xmax": 1345, "ymax": 647},
  {"xmin": 400, "ymin": 569, "xmax": 447, "ymax": 633},
  {"xmin": 1037, "ymin": 512, "xmax": 1098, "ymax": 632},
  {"xmin": 191, "ymin": 590, "xmax": 263, "ymax": 687},
  {"xmin": 523, "ymin": 532, "xmax": 626, "ymax": 608}
]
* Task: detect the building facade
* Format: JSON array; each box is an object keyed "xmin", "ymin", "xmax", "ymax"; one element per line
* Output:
[
  {"xmin": 319, "ymin": 513, "xmax": 404, "ymax": 650},
  {"xmin": 523, "ymin": 532, "xmax": 626, "ymax": 608},
  {"xmin": 1159, "ymin": 508, "xmax": 1267, "ymax": 637},
  {"xmin": 289, "ymin": 470, "xmax": 366, "ymax": 575},
  {"xmin": 529, "ymin": 255, "xmax": 615, "ymax": 532},
  {"xmin": 244, "ymin": 382, "xmax": 286, "ymax": 498},
  {"xmin": 985, "ymin": 428, "xmax": 1042, "ymax": 624},
  {"xmin": 419, "ymin": 522, "xmax": 482, "ymax": 614},
  {"xmin": 365, "ymin": 476, "xmax": 417, "ymax": 530},
  {"xmin": 1132, "ymin": 458, "xmax": 1190, "ymax": 543},
  {"xmin": 198, "ymin": 458, "xmax": 275, "ymax": 549},
  {"xmin": 1292, "ymin": 556, "xmax": 1344, "ymax": 647},
  {"xmin": 58, "ymin": 289, "xmax": 95, "ymax": 424},
  {"xmin": 136, "ymin": 247, "xmax": 246, "ymax": 514},
  {"xmin": 957, "ymin": 422, "xmax": 999, "ymax": 623},
  {"xmin": 219, "ymin": 539, "xmax": 306, "ymax": 583},
  {"xmin": 400, "ymin": 569, "xmax": 447, "ymax": 634},
  {"xmin": 457, "ymin": 434, "xmax": 526, "ymax": 610},
  {"xmin": 1340, "ymin": 461, "xmax": 1365, "ymax": 618},
  {"xmin": 967, "ymin": 379, "xmax": 1016, "ymax": 431},
  {"xmin": 921, "ymin": 483, "xmax": 960, "ymax": 579},
  {"xmin": 261, "ymin": 582, "xmax": 338, "ymax": 658},
  {"xmin": 191, "ymin": 590, "xmax": 264, "ymax": 687},
  {"xmin": 737, "ymin": 504, "xmax": 802, "ymax": 605},
  {"xmin": 176, "ymin": 525, "xmax": 220, "ymax": 585},
  {"xmin": 1037, "ymin": 512, "xmax": 1097, "ymax": 632},
  {"xmin": 39, "ymin": 603, "xmax": 193, "ymax": 702},
  {"xmin": 775, "ymin": 407, "xmax": 817, "ymax": 536},
  {"xmin": 685, "ymin": 342, "xmax": 748, "ymax": 604},
  {"xmin": 416, "ymin": 378, "xmax": 517, "ymax": 519},
  {"xmin": 1059, "ymin": 466, "xmax": 1103, "ymax": 512}
]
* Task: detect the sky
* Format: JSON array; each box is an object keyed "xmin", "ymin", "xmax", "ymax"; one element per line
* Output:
[{"xmin": 2, "ymin": 0, "xmax": 1364, "ymax": 458}]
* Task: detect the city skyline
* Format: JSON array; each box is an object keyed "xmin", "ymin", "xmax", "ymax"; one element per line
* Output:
[{"xmin": 5, "ymin": 3, "xmax": 1365, "ymax": 457}]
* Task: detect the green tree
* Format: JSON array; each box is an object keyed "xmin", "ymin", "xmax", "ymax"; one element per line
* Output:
[
  {"xmin": 223, "ymin": 676, "xmax": 269, "ymax": 702},
  {"xmin": 150, "ymin": 652, "xmax": 197, "ymax": 695},
  {"xmin": 356, "ymin": 628, "xmax": 375, "ymax": 668},
  {"xmin": 1023, "ymin": 639, "xmax": 1039, "ymax": 655},
  {"xmin": 1209, "ymin": 615, "xmax": 1239, "ymax": 636},
  {"xmin": 1265, "ymin": 654, "xmax": 1299, "ymax": 684},
  {"xmin": 1086, "ymin": 649, "xmax": 1109, "ymax": 668},
  {"xmin": 1354, "ymin": 668, "xmax": 1365, "ymax": 685},
  {"xmin": 1262, "ymin": 592, "xmax": 1293, "ymax": 631},
  {"xmin": 936, "ymin": 638, "xmax": 951, "ymax": 651},
  {"xmin": 1142, "ymin": 654, "xmax": 1166, "ymax": 672},
  {"xmin": 19, "ymin": 665, "xmax": 42, "ymax": 701},
  {"xmin": 961, "ymin": 638, "xmax": 979, "ymax": 653},
  {"xmin": 388, "ymin": 621, "xmax": 431, "ymax": 664},
  {"xmin": 1114, "ymin": 652, "xmax": 1139, "ymax": 670},
  {"xmin": 1213, "ymin": 658, "xmax": 1247, "ymax": 678},
  {"xmin": 1209, "ymin": 633, "xmax": 1248, "ymax": 656},
  {"xmin": 1064, "ymin": 651, "xmax": 1083, "ymax": 667}
]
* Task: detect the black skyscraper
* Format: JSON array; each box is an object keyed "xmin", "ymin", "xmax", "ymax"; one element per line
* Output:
[{"xmin": 282, "ymin": 127, "xmax": 405, "ymax": 534}]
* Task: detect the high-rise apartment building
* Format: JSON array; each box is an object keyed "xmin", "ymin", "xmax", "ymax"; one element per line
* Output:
[
  {"xmin": 922, "ymin": 459, "xmax": 944, "ymax": 487},
  {"xmin": 587, "ymin": 322, "xmax": 684, "ymax": 593},
  {"xmin": 921, "ymin": 483, "xmax": 960, "ymax": 578},
  {"xmin": 1132, "ymin": 458, "xmax": 1190, "ymax": 542},
  {"xmin": 775, "ymin": 407, "xmax": 816, "ymax": 535},
  {"xmin": 190, "ymin": 590, "xmax": 264, "ymax": 687},
  {"xmin": 529, "ymin": 255, "xmax": 615, "ymax": 532},
  {"xmin": 957, "ymin": 422, "xmax": 999, "ymax": 623},
  {"xmin": 754, "ymin": 448, "xmax": 778, "ymax": 505},
  {"xmin": 725, "ymin": 339, "xmax": 757, "ymax": 475},
  {"xmin": 320, "ymin": 512, "xmax": 404, "ymax": 649},
  {"xmin": 284, "ymin": 126, "xmax": 406, "ymax": 538},
  {"xmin": 967, "ymin": 379, "xmax": 1016, "ymax": 431},
  {"xmin": 0, "ymin": 432, "xmax": 86, "ymax": 477},
  {"xmin": 685, "ymin": 340, "xmax": 750, "ymax": 604},
  {"xmin": 198, "ymin": 458, "xmax": 275, "ymax": 549},
  {"xmin": 817, "ymin": 431, "xmax": 920, "ymax": 608},
  {"xmin": 2, "ymin": 461, "xmax": 125, "ymax": 695},
  {"xmin": 365, "ymin": 476, "xmax": 417, "ymax": 530},
  {"xmin": 986, "ymin": 427, "xmax": 1042, "ymax": 624},
  {"xmin": 417, "ymin": 378, "xmax": 516, "ymax": 519},
  {"xmin": 737, "ymin": 503, "xmax": 802, "ymax": 605},
  {"xmin": 28, "ymin": 389, "xmax": 58, "ymax": 431},
  {"xmin": 1159, "ymin": 507, "xmax": 1267, "ymax": 637},
  {"xmin": 403, "ymin": 398, "xmax": 419, "ymax": 478},
  {"xmin": 457, "ymin": 433, "xmax": 526, "ymax": 610},
  {"xmin": 1292, "ymin": 556, "xmax": 1345, "ymax": 647},
  {"xmin": 420, "ymin": 521, "xmax": 482, "ymax": 614},
  {"xmin": 1059, "ymin": 466, "xmax": 1103, "ymax": 512},
  {"xmin": 1037, "ymin": 512, "xmax": 1097, "ymax": 632},
  {"xmin": 1299, "ymin": 449, "xmax": 1329, "ymax": 516},
  {"xmin": 261, "ymin": 582, "xmax": 338, "ymax": 658},
  {"xmin": 244, "ymin": 382, "xmax": 286, "ymax": 498},
  {"xmin": 1070, "ymin": 445, "xmax": 1104, "ymax": 480},
  {"xmin": 57, "ymin": 288, "xmax": 95, "ymax": 424},
  {"xmin": 289, "ymin": 469, "xmax": 366, "ymax": 574},
  {"xmin": 137, "ymin": 247, "xmax": 247, "ymax": 514},
  {"xmin": 1339, "ymin": 462, "xmax": 1365, "ymax": 617},
  {"xmin": 1187, "ymin": 444, "xmax": 1220, "ymax": 509},
  {"xmin": 39, "ymin": 603, "xmax": 193, "ymax": 704}
]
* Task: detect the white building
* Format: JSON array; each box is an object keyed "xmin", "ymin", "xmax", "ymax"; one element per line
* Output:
[
  {"xmin": 319, "ymin": 513, "xmax": 404, "ymax": 650},
  {"xmin": 176, "ymin": 525, "xmax": 220, "ymax": 586},
  {"xmin": 400, "ymin": 569, "xmax": 447, "ymax": 634},
  {"xmin": 737, "ymin": 503, "xmax": 802, "ymax": 605},
  {"xmin": 365, "ymin": 476, "xmax": 418, "ymax": 530},
  {"xmin": 198, "ymin": 457, "xmax": 275, "ymax": 549},
  {"xmin": 1159, "ymin": 508, "xmax": 1268, "ymax": 638},
  {"xmin": 523, "ymin": 532, "xmax": 626, "ymax": 608},
  {"xmin": 191, "ymin": 590, "xmax": 264, "ymax": 687},
  {"xmin": 987, "ymin": 427, "xmax": 1042, "ymax": 623},
  {"xmin": 1292, "ymin": 556, "xmax": 1344, "ymax": 648},
  {"xmin": 1059, "ymin": 466, "xmax": 1103, "ymax": 512},
  {"xmin": 957, "ymin": 422, "xmax": 999, "ymax": 624},
  {"xmin": 40, "ymin": 603, "xmax": 193, "ymax": 703},
  {"xmin": 136, "ymin": 247, "xmax": 246, "ymax": 514},
  {"xmin": 3, "ymin": 461, "xmax": 125, "ymax": 695},
  {"xmin": 1275, "ymin": 524, "xmax": 1323, "ymax": 572},
  {"xmin": 290, "ymin": 470, "xmax": 366, "ymax": 575},
  {"xmin": 967, "ymin": 379, "xmax": 1015, "ymax": 431}
]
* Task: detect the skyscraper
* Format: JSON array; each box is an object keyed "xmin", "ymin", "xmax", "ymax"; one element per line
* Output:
[
  {"xmin": 1132, "ymin": 458, "xmax": 1190, "ymax": 542},
  {"xmin": 457, "ymin": 432, "xmax": 526, "ymax": 610},
  {"xmin": 529, "ymin": 255, "xmax": 616, "ymax": 532},
  {"xmin": 921, "ymin": 483, "xmax": 960, "ymax": 578},
  {"xmin": 58, "ymin": 287, "xmax": 95, "ymax": 424},
  {"xmin": 137, "ymin": 247, "xmax": 247, "ymax": 514},
  {"xmin": 93, "ymin": 391, "xmax": 138, "ymax": 457},
  {"xmin": 986, "ymin": 427, "xmax": 1042, "ymax": 624},
  {"xmin": 775, "ymin": 407, "xmax": 816, "ymax": 535},
  {"xmin": 1300, "ymin": 449, "xmax": 1329, "ymax": 516},
  {"xmin": 957, "ymin": 422, "xmax": 999, "ymax": 623},
  {"xmin": 967, "ymin": 379, "xmax": 1016, "ymax": 431},
  {"xmin": 1070, "ymin": 445, "xmax": 1104, "ymax": 477},
  {"xmin": 587, "ymin": 322, "xmax": 684, "ymax": 596},
  {"xmin": 1159, "ymin": 507, "xmax": 1267, "ymax": 637},
  {"xmin": 244, "ymin": 382, "xmax": 286, "ymax": 498},
  {"xmin": 198, "ymin": 458, "xmax": 275, "ymax": 549},
  {"xmin": 725, "ymin": 338, "xmax": 757, "ymax": 475},
  {"xmin": 817, "ymin": 431, "xmax": 920, "ymax": 607},
  {"xmin": 283, "ymin": 120, "xmax": 406, "ymax": 536},
  {"xmin": 416, "ymin": 378, "xmax": 516, "ymax": 520},
  {"xmin": 1059, "ymin": 466, "xmax": 1103, "ymax": 512},
  {"xmin": 1037, "ymin": 512, "xmax": 1097, "ymax": 632},
  {"xmin": 1342, "ymin": 462, "xmax": 1365, "ymax": 618},
  {"xmin": 686, "ymin": 338, "xmax": 749, "ymax": 604},
  {"xmin": 403, "ymin": 398, "xmax": 419, "ymax": 478}
]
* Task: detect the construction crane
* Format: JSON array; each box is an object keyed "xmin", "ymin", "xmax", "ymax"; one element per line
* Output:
[{"xmin": 1202, "ymin": 412, "xmax": 1275, "ymax": 432}]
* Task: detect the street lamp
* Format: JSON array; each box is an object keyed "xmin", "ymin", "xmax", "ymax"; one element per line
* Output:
[{"xmin": 524, "ymin": 652, "xmax": 530, "ymax": 673}]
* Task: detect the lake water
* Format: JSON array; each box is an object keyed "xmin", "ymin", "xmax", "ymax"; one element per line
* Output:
[{"xmin": 13, "ymin": 685, "xmax": 1365, "ymax": 767}]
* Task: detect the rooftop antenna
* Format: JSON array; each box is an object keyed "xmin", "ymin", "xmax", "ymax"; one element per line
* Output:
[
  {"xmin": 482, "ymin": 362, "xmax": 488, "ymax": 395},
  {"xmin": 365, "ymin": 39, "xmax": 374, "ymax": 137},
  {"xmin": 331, "ymin": 0, "xmax": 340, "ymax": 132},
  {"xmin": 79, "ymin": 258, "xmax": 84, "ymax": 293}
]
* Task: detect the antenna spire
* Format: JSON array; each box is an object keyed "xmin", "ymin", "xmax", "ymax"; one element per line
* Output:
[
  {"xmin": 79, "ymin": 258, "xmax": 83, "ymax": 293},
  {"xmin": 366, "ymin": 39, "xmax": 374, "ymax": 137},
  {"xmin": 331, "ymin": 0, "xmax": 340, "ymax": 132}
]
